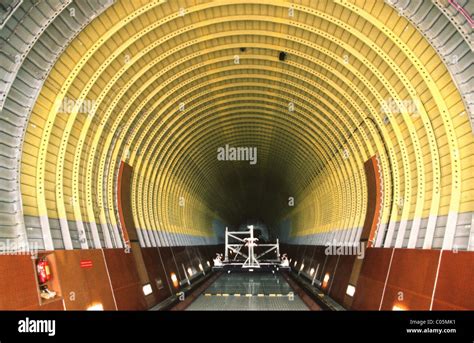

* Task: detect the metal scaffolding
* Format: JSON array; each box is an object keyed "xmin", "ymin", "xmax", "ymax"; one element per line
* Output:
[{"xmin": 220, "ymin": 225, "xmax": 281, "ymax": 269}]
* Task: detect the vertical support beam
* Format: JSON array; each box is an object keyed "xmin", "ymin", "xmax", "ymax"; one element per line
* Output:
[
  {"xmin": 469, "ymin": 213, "xmax": 474, "ymax": 251},
  {"xmin": 423, "ymin": 214, "xmax": 438, "ymax": 249},
  {"xmin": 182, "ymin": 264, "xmax": 190, "ymax": 286},
  {"xmin": 394, "ymin": 221, "xmax": 408, "ymax": 248},
  {"xmin": 311, "ymin": 263, "xmax": 320, "ymax": 285},
  {"xmin": 87, "ymin": 222, "xmax": 102, "ymax": 249},
  {"xmin": 407, "ymin": 217, "xmax": 422, "ymax": 249},
  {"xmin": 248, "ymin": 225, "xmax": 255, "ymax": 266},
  {"xmin": 100, "ymin": 222, "xmax": 114, "ymax": 248},
  {"xmin": 58, "ymin": 217, "xmax": 74, "ymax": 250},
  {"xmin": 442, "ymin": 212, "xmax": 459, "ymax": 251},
  {"xmin": 75, "ymin": 220, "xmax": 90, "ymax": 249},
  {"xmin": 383, "ymin": 221, "xmax": 397, "ymax": 248},
  {"xmin": 39, "ymin": 215, "xmax": 54, "ymax": 251},
  {"xmin": 224, "ymin": 227, "xmax": 228, "ymax": 262}
]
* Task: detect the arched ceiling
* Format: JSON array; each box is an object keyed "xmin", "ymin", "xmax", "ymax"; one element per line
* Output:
[{"xmin": 0, "ymin": 0, "xmax": 472, "ymax": 251}]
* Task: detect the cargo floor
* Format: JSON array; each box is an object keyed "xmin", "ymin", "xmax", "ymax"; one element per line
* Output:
[{"xmin": 186, "ymin": 272, "xmax": 309, "ymax": 311}]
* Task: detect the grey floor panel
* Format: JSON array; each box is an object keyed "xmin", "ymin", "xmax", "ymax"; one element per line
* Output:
[
  {"xmin": 187, "ymin": 272, "xmax": 309, "ymax": 311},
  {"xmin": 187, "ymin": 295, "xmax": 309, "ymax": 311}
]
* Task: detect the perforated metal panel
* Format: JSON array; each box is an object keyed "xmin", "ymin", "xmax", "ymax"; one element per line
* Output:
[{"xmin": 0, "ymin": 0, "xmax": 471, "ymax": 252}]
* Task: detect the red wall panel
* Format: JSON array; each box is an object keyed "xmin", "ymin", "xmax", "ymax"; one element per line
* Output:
[
  {"xmin": 102, "ymin": 249, "xmax": 146, "ymax": 310},
  {"xmin": 329, "ymin": 255, "xmax": 356, "ymax": 304},
  {"xmin": 380, "ymin": 249, "xmax": 439, "ymax": 310},
  {"xmin": 312, "ymin": 246, "xmax": 327, "ymax": 280},
  {"xmin": 432, "ymin": 251, "xmax": 474, "ymax": 310},
  {"xmin": 172, "ymin": 246, "xmax": 190, "ymax": 279},
  {"xmin": 362, "ymin": 156, "xmax": 382, "ymax": 246},
  {"xmin": 117, "ymin": 162, "xmax": 136, "ymax": 245},
  {"xmin": 321, "ymin": 255, "xmax": 338, "ymax": 292},
  {"xmin": 141, "ymin": 247, "xmax": 172, "ymax": 304},
  {"xmin": 0, "ymin": 245, "xmax": 223, "ymax": 310},
  {"xmin": 0, "ymin": 255, "xmax": 41, "ymax": 310},
  {"xmin": 282, "ymin": 244, "xmax": 474, "ymax": 310},
  {"xmin": 351, "ymin": 248, "xmax": 393, "ymax": 310},
  {"xmin": 54, "ymin": 249, "xmax": 117, "ymax": 310},
  {"xmin": 159, "ymin": 247, "xmax": 181, "ymax": 289}
]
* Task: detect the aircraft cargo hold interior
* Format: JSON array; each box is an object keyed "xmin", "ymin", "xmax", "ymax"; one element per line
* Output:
[{"xmin": 0, "ymin": 0, "xmax": 473, "ymax": 326}]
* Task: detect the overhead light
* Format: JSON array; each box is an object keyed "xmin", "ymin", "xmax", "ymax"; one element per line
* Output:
[
  {"xmin": 187, "ymin": 267, "xmax": 193, "ymax": 276},
  {"xmin": 299, "ymin": 264, "xmax": 304, "ymax": 271},
  {"xmin": 198, "ymin": 263, "xmax": 203, "ymax": 271},
  {"xmin": 87, "ymin": 303, "xmax": 104, "ymax": 311},
  {"xmin": 142, "ymin": 283, "xmax": 153, "ymax": 296},
  {"xmin": 294, "ymin": 260, "xmax": 297, "ymax": 267},
  {"xmin": 346, "ymin": 284, "xmax": 356, "ymax": 297},
  {"xmin": 207, "ymin": 261, "xmax": 211, "ymax": 267},
  {"xmin": 170, "ymin": 273, "xmax": 179, "ymax": 288},
  {"xmin": 322, "ymin": 273, "xmax": 330, "ymax": 288},
  {"xmin": 310, "ymin": 268, "xmax": 315, "ymax": 276},
  {"xmin": 393, "ymin": 305, "xmax": 406, "ymax": 311}
]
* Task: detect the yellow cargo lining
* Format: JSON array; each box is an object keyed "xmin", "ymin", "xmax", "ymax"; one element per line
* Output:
[{"xmin": 19, "ymin": 0, "xmax": 473, "ymax": 240}]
